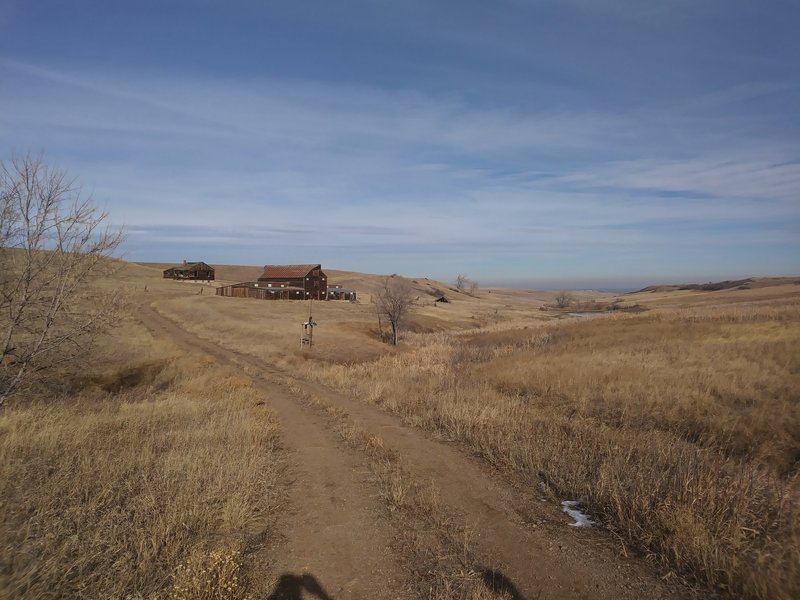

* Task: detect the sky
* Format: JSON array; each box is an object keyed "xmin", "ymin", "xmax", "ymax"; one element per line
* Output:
[{"xmin": 1, "ymin": 0, "xmax": 798, "ymax": 289}]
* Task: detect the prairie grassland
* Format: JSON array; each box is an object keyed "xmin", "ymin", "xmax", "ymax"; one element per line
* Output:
[
  {"xmin": 156, "ymin": 293, "xmax": 391, "ymax": 367},
  {"xmin": 152, "ymin": 273, "xmax": 563, "ymax": 369},
  {"xmin": 309, "ymin": 301, "xmax": 800, "ymax": 600},
  {"xmin": 0, "ymin": 325, "xmax": 285, "ymax": 600}
]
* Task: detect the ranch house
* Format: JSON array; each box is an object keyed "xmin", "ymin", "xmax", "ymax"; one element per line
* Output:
[{"xmin": 163, "ymin": 261, "xmax": 215, "ymax": 281}]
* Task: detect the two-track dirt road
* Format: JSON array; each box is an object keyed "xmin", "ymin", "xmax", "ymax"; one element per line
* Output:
[{"xmin": 139, "ymin": 303, "xmax": 687, "ymax": 600}]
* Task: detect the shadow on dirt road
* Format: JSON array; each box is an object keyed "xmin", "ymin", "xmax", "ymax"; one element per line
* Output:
[{"xmin": 266, "ymin": 572, "xmax": 334, "ymax": 599}]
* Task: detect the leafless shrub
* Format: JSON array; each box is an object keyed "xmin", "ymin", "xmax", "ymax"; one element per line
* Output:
[
  {"xmin": 455, "ymin": 274, "xmax": 480, "ymax": 296},
  {"xmin": 0, "ymin": 155, "xmax": 124, "ymax": 405},
  {"xmin": 553, "ymin": 291, "xmax": 574, "ymax": 308}
]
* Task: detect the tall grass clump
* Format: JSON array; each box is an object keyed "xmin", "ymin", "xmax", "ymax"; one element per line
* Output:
[
  {"xmin": 0, "ymin": 354, "xmax": 283, "ymax": 600},
  {"xmin": 309, "ymin": 302, "xmax": 800, "ymax": 600}
]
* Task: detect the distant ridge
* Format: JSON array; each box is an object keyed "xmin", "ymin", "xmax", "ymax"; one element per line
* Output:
[
  {"xmin": 636, "ymin": 278, "xmax": 752, "ymax": 293},
  {"xmin": 634, "ymin": 276, "xmax": 800, "ymax": 294}
]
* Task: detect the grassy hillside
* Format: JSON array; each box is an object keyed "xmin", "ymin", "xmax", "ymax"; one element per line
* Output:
[{"xmin": 636, "ymin": 276, "xmax": 800, "ymax": 293}]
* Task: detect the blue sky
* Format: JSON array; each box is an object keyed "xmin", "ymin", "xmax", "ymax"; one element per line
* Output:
[{"xmin": 1, "ymin": 0, "xmax": 798, "ymax": 288}]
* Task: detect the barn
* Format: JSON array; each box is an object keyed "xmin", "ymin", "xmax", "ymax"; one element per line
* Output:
[
  {"xmin": 257, "ymin": 264, "xmax": 328, "ymax": 300},
  {"xmin": 163, "ymin": 261, "xmax": 215, "ymax": 280}
]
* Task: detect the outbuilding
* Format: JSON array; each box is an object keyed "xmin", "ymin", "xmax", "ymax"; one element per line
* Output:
[{"xmin": 327, "ymin": 285, "xmax": 357, "ymax": 301}]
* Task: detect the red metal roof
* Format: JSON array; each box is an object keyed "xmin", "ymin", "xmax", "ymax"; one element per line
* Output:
[{"xmin": 258, "ymin": 264, "xmax": 320, "ymax": 279}]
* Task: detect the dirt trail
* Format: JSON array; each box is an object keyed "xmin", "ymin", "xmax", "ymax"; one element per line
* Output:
[
  {"xmin": 140, "ymin": 305, "xmax": 408, "ymax": 599},
  {"xmin": 140, "ymin": 304, "xmax": 687, "ymax": 600}
]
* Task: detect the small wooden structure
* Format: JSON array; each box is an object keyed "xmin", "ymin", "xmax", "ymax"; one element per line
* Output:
[
  {"xmin": 163, "ymin": 260, "xmax": 215, "ymax": 281},
  {"xmin": 326, "ymin": 285, "xmax": 357, "ymax": 301},
  {"xmin": 300, "ymin": 318, "xmax": 317, "ymax": 348}
]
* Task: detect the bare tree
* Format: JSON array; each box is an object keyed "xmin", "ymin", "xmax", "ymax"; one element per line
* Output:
[
  {"xmin": 554, "ymin": 291, "xmax": 574, "ymax": 308},
  {"xmin": 1, "ymin": 155, "xmax": 125, "ymax": 406},
  {"xmin": 375, "ymin": 276, "xmax": 416, "ymax": 345},
  {"xmin": 456, "ymin": 273, "xmax": 481, "ymax": 296},
  {"xmin": 371, "ymin": 295, "xmax": 386, "ymax": 342}
]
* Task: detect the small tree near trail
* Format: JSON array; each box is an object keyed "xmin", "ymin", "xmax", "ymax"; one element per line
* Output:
[
  {"xmin": 0, "ymin": 155, "xmax": 125, "ymax": 406},
  {"xmin": 375, "ymin": 276, "xmax": 416, "ymax": 345}
]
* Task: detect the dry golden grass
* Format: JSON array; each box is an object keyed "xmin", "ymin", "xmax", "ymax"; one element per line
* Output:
[
  {"xmin": 150, "ymin": 265, "xmax": 572, "ymax": 370},
  {"xmin": 156, "ymin": 293, "xmax": 392, "ymax": 367},
  {"xmin": 308, "ymin": 300, "xmax": 800, "ymax": 600},
  {"xmin": 0, "ymin": 328, "xmax": 285, "ymax": 600}
]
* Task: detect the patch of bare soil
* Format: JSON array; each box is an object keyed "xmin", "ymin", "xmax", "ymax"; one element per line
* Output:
[{"xmin": 139, "ymin": 303, "xmax": 689, "ymax": 600}]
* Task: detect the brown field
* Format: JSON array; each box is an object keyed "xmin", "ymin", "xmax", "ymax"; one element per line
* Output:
[
  {"xmin": 2, "ymin": 262, "xmax": 798, "ymax": 599},
  {"xmin": 0, "ymin": 320, "xmax": 286, "ymax": 599}
]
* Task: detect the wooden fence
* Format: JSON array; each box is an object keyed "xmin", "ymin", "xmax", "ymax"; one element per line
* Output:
[{"xmin": 215, "ymin": 284, "xmax": 304, "ymax": 300}]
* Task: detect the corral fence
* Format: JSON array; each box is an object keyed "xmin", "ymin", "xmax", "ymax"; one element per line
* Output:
[{"xmin": 215, "ymin": 283, "xmax": 304, "ymax": 300}]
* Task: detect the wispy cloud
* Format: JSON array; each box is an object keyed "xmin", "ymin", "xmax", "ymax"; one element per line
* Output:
[{"xmin": 555, "ymin": 155, "xmax": 800, "ymax": 202}]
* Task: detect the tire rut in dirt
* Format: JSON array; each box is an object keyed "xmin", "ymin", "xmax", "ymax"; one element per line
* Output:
[{"xmin": 139, "ymin": 305, "xmax": 409, "ymax": 599}]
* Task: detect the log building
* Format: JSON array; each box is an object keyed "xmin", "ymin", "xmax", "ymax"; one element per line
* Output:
[{"xmin": 163, "ymin": 261, "xmax": 215, "ymax": 280}]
